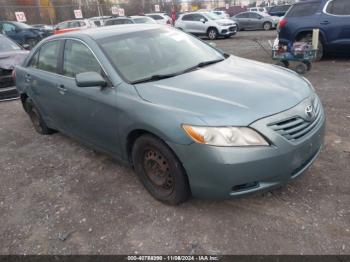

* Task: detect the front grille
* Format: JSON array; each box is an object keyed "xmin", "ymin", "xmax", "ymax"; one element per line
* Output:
[
  {"xmin": 229, "ymin": 26, "xmax": 237, "ymax": 32},
  {"xmin": 0, "ymin": 69, "xmax": 14, "ymax": 89},
  {"xmin": 269, "ymin": 98, "xmax": 322, "ymax": 141}
]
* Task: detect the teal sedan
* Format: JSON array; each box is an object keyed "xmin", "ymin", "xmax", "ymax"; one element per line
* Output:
[{"xmin": 15, "ymin": 24, "xmax": 325, "ymax": 205}]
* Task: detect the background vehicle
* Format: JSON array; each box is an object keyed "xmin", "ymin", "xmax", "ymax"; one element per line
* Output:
[
  {"xmin": 89, "ymin": 16, "xmax": 112, "ymax": 27},
  {"xmin": 0, "ymin": 21, "xmax": 44, "ymax": 49},
  {"xmin": 31, "ymin": 24, "xmax": 54, "ymax": 37},
  {"xmin": 212, "ymin": 10, "xmax": 230, "ymax": 19},
  {"xmin": 214, "ymin": 6, "xmax": 247, "ymax": 17},
  {"xmin": 104, "ymin": 17, "xmax": 135, "ymax": 26},
  {"xmin": 268, "ymin": 5, "xmax": 291, "ymax": 17},
  {"xmin": 54, "ymin": 19, "xmax": 96, "ymax": 34},
  {"xmin": 0, "ymin": 34, "xmax": 29, "ymax": 100},
  {"xmin": 278, "ymin": 0, "xmax": 350, "ymax": 60},
  {"xmin": 249, "ymin": 7, "xmax": 268, "ymax": 13},
  {"xmin": 232, "ymin": 12, "xmax": 279, "ymax": 31},
  {"xmin": 130, "ymin": 16, "xmax": 157, "ymax": 24},
  {"xmin": 175, "ymin": 12, "xmax": 238, "ymax": 39},
  {"xmin": 145, "ymin": 13, "xmax": 172, "ymax": 25}
]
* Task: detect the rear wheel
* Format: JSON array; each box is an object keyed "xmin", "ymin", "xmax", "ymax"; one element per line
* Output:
[
  {"xmin": 207, "ymin": 28, "xmax": 218, "ymax": 40},
  {"xmin": 25, "ymin": 99, "xmax": 55, "ymax": 135},
  {"xmin": 132, "ymin": 134, "xmax": 190, "ymax": 205}
]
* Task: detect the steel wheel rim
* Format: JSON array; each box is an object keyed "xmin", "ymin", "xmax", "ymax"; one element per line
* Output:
[{"xmin": 143, "ymin": 149, "xmax": 174, "ymax": 196}]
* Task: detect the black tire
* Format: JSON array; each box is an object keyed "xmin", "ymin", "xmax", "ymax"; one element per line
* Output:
[
  {"xmin": 132, "ymin": 134, "xmax": 190, "ymax": 205},
  {"xmin": 207, "ymin": 28, "xmax": 218, "ymax": 40},
  {"xmin": 25, "ymin": 98, "xmax": 55, "ymax": 135},
  {"xmin": 295, "ymin": 63, "xmax": 307, "ymax": 74},
  {"xmin": 263, "ymin": 22, "xmax": 272, "ymax": 31}
]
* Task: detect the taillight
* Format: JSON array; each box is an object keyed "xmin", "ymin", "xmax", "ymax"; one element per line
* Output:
[{"xmin": 279, "ymin": 18, "xmax": 287, "ymax": 29}]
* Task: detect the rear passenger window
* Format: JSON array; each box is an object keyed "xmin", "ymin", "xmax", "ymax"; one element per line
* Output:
[
  {"xmin": 37, "ymin": 41, "xmax": 60, "ymax": 73},
  {"xmin": 326, "ymin": 0, "xmax": 350, "ymax": 15},
  {"xmin": 63, "ymin": 40, "xmax": 102, "ymax": 78},
  {"xmin": 182, "ymin": 14, "xmax": 193, "ymax": 21},
  {"xmin": 286, "ymin": 3, "xmax": 320, "ymax": 17}
]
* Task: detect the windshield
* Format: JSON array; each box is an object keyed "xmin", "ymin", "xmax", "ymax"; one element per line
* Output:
[
  {"xmin": 202, "ymin": 12, "xmax": 221, "ymax": 20},
  {"xmin": 133, "ymin": 17, "xmax": 156, "ymax": 24},
  {"xmin": 99, "ymin": 28, "xmax": 225, "ymax": 83},
  {"xmin": 0, "ymin": 36, "xmax": 21, "ymax": 52}
]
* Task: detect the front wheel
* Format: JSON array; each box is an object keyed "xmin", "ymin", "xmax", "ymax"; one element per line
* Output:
[
  {"xmin": 132, "ymin": 134, "xmax": 190, "ymax": 205},
  {"xmin": 207, "ymin": 28, "xmax": 218, "ymax": 40}
]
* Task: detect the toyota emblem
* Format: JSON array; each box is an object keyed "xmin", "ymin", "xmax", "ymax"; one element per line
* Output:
[{"xmin": 305, "ymin": 105, "xmax": 315, "ymax": 120}]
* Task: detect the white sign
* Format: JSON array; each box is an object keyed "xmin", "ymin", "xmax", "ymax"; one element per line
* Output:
[
  {"xmin": 155, "ymin": 4, "xmax": 160, "ymax": 12},
  {"xmin": 74, "ymin": 9, "xmax": 83, "ymax": 19},
  {"xmin": 15, "ymin": 12, "xmax": 27, "ymax": 22},
  {"xmin": 118, "ymin": 8, "xmax": 125, "ymax": 16},
  {"xmin": 225, "ymin": 3, "xmax": 229, "ymax": 10},
  {"xmin": 111, "ymin": 6, "xmax": 119, "ymax": 15}
]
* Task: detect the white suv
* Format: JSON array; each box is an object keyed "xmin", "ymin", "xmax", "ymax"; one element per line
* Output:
[
  {"xmin": 175, "ymin": 12, "xmax": 238, "ymax": 39},
  {"xmin": 145, "ymin": 13, "xmax": 172, "ymax": 25}
]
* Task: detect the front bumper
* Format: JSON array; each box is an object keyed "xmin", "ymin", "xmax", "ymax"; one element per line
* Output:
[
  {"xmin": 218, "ymin": 25, "xmax": 237, "ymax": 36},
  {"xmin": 168, "ymin": 97, "xmax": 325, "ymax": 199}
]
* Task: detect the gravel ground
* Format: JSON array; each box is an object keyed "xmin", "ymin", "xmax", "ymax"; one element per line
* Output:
[{"xmin": 0, "ymin": 30, "xmax": 349, "ymax": 255}]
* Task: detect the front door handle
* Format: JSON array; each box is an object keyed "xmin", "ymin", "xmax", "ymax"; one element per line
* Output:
[
  {"xmin": 57, "ymin": 84, "xmax": 67, "ymax": 94},
  {"xmin": 320, "ymin": 21, "xmax": 330, "ymax": 25}
]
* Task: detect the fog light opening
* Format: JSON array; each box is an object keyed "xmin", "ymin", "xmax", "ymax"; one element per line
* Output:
[{"xmin": 232, "ymin": 182, "xmax": 259, "ymax": 192}]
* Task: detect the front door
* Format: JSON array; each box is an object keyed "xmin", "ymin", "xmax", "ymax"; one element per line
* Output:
[{"xmin": 56, "ymin": 39, "xmax": 121, "ymax": 155}]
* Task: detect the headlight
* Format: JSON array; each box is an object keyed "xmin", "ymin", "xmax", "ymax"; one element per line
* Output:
[{"xmin": 182, "ymin": 125, "xmax": 269, "ymax": 147}]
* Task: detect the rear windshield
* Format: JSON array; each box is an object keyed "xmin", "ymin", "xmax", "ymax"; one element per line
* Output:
[
  {"xmin": 286, "ymin": 3, "xmax": 320, "ymax": 17},
  {"xmin": 0, "ymin": 36, "xmax": 21, "ymax": 52},
  {"xmin": 270, "ymin": 5, "xmax": 291, "ymax": 12}
]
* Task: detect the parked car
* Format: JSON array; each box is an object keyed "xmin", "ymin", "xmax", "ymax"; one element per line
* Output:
[
  {"xmin": 268, "ymin": 5, "xmax": 291, "ymax": 17},
  {"xmin": 232, "ymin": 12, "xmax": 279, "ymax": 31},
  {"xmin": 175, "ymin": 12, "xmax": 238, "ymax": 39},
  {"xmin": 89, "ymin": 16, "xmax": 112, "ymax": 27},
  {"xmin": 214, "ymin": 6, "xmax": 247, "ymax": 17},
  {"xmin": 211, "ymin": 10, "xmax": 230, "ymax": 19},
  {"xmin": 0, "ymin": 21, "xmax": 44, "ymax": 49},
  {"xmin": 53, "ymin": 19, "xmax": 96, "ymax": 35},
  {"xmin": 15, "ymin": 24, "xmax": 325, "ymax": 204},
  {"xmin": 145, "ymin": 13, "xmax": 172, "ymax": 25},
  {"xmin": 0, "ymin": 34, "xmax": 29, "ymax": 101},
  {"xmin": 31, "ymin": 24, "xmax": 54, "ymax": 37},
  {"xmin": 248, "ymin": 7, "xmax": 268, "ymax": 13},
  {"xmin": 104, "ymin": 17, "xmax": 135, "ymax": 26},
  {"xmin": 278, "ymin": 0, "xmax": 350, "ymax": 61},
  {"xmin": 130, "ymin": 16, "xmax": 157, "ymax": 24}
]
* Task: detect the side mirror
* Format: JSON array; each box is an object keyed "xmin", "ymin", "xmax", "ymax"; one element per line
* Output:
[
  {"xmin": 200, "ymin": 18, "xmax": 206, "ymax": 23},
  {"xmin": 76, "ymin": 72, "xmax": 107, "ymax": 88}
]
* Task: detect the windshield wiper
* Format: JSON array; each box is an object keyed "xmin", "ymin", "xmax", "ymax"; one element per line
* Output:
[
  {"xmin": 131, "ymin": 73, "xmax": 178, "ymax": 84},
  {"xmin": 131, "ymin": 58, "xmax": 225, "ymax": 84}
]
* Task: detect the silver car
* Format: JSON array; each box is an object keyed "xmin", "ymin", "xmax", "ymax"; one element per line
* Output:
[
  {"xmin": 175, "ymin": 12, "xmax": 238, "ymax": 39},
  {"xmin": 232, "ymin": 11, "xmax": 280, "ymax": 31}
]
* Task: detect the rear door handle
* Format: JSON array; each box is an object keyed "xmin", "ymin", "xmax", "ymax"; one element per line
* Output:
[{"xmin": 320, "ymin": 21, "xmax": 330, "ymax": 25}]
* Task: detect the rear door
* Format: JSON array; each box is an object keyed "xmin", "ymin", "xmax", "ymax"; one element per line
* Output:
[
  {"xmin": 23, "ymin": 40, "xmax": 65, "ymax": 128},
  {"xmin": 322, "ymin": 0, "xmax": 350, "ymax": 52}
]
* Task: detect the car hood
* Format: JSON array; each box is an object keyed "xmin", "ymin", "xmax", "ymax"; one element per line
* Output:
[
  {"xmin": 216, "ymin": 18, "xmax": 236, "ymax": 24},
  {"xmin": 134, "ymin": 56, "xmax": 312, "ymax": 126},
  {"xmin": 0, "ymin": 50, "xmax": 29, "ymax": 70}
]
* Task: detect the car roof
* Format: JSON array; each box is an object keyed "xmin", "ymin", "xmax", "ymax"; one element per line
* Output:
[{"xmin": 47, "ymin": 24, "xmax": 162, "ymax": 40}]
